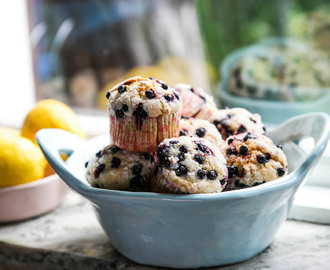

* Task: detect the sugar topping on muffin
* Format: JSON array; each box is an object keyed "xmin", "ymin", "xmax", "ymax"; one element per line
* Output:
[
  {"xmin": 107, "ymin": 76, "xmax": 181, "ymax": 119},
  {"xmin": 151, "ymin": 136, "xmax": 228, "ymax": 194},
  {"xmin": 210, "ymin": 107, "xmax": 266, "ymax": 140},
  {"xmin": 222, "ymin": 132, "xmax": 288, "ymax": 190},
  {"xmin": 179, "ymin": 116, "xmax": 224, "ymax": 147},
  {"xmin": 85, "ymin": 145, "xmax": 154, "ymax": 191}
]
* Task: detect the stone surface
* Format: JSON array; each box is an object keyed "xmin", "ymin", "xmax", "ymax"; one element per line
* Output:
[{"xmin": 0, "ymin": 191, "xmax": 330, "ymax": 270}]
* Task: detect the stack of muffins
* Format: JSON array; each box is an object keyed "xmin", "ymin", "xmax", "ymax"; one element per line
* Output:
[{"xmin": 85, "ymin": 76, "xmax": 288, "ymax": 194}]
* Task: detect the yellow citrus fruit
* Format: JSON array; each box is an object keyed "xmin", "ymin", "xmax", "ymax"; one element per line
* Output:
[
  {"xmin": 0, "ymin": 135, "xmax": 47, "ymax": 188},
  {"xmin": 0, "ymin": 127, "xmax": 20, "ymax": 139},
  {"xmin": 21, "ymin": 99, "xmax": 85, "ymax": 144},
  {"xmin": 21, "ymin": 99, "xmax": 85, "ymax": 177}
]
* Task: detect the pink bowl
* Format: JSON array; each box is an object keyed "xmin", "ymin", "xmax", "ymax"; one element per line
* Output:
[{"xmin": 0, "ymin": 174, "xmax": 69, "ymax": 223}]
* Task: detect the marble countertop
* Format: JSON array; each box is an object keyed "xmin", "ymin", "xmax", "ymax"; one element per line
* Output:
[{"xmin": 1, "ymin": 191, "xmax": 330, "ymax": 270}]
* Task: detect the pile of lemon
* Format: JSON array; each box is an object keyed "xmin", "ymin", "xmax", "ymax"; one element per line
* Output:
[{"xmin": 0, "ymin": 99, "xmax": 85, "ymax": 188}]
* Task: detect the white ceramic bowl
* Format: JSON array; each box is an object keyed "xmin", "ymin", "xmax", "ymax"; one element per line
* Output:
[
  {"xmin": 36, "ymin": 113, "xmax": 330, "ymax": 268},
  {"xmin": 0, "ymin": 174, "xmax": 69, "ymax": 223}
]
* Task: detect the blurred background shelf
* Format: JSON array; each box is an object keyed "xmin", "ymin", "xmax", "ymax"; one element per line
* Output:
[{"xmin": 289, "ymin": 185, "xmax": 330, "ymax": 224}]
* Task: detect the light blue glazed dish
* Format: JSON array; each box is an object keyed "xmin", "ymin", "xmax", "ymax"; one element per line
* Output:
[
  {"xmin": 36, "ymin": 113, "xmax": 330, "ymax": 269},
  {"xmin": 219, "ymin": 38, "xmax": 330, "ymax": 125}
]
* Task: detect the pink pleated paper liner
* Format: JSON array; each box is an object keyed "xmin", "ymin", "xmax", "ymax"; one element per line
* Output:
[
  {"xmin": 179, "ymin": 90, "xmax": 205, "ymax": 117},
  {"xmin": 110, "ymin": 113, "xmax": 180, "ymax": 153},
  {"xmin": 150, "ymin": 170, "xmax": 185, "ymax": 194},
  {"xmin": 193, "ymin": 104, "xmax": 218, "ymax": 120}
]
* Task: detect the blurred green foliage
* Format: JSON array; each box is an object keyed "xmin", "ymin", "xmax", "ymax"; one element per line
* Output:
[{"xmin": 196, "ymin": 0, "xmax": 329, "ymax": 85}]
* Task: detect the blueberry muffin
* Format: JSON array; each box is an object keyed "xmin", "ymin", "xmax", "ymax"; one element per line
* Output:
[
  {"xmin": 229, "ymin": 44, "xmax": 330, "ymax": 101},
  {"xmin": 85, "ymin": 145, "xmax": 154, "ymax": 191},
  {"xmin": 223, "ymin": 132, "xmax": 288, "ymax": 191},
  {"xmin": 151, "ymin": 136, "xmax": 228, "ymax": 194},
  {"xmin": 174, "ymin": 83, "xmax": 217, "ymax": 119},
  {"xmin": 210, "ymin": 107, "xmax": 266, "ymax": 140},
  {"xmin": 179, "ymin": 116, "xmax": 224, "ymax": 147},
  {"xmin": 106, "ymin": 76, "xmax": 181, "ymax": 152}
]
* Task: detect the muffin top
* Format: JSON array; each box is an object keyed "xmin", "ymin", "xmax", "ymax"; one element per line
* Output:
[
  {"xmin": 210, "ymin": 107, "xmax": 266, "ymax": 140},
  {"xmin": 155, "ymin": 136, "xmax": 228, "ymax": 194},
  {"xmin": 106, "ymin": 76, "xmax": 181, "ymax": 118},
  {"xmin": 223, "ymin": 132, "xmax": 288, "ymax": 190},
  {"xmin": 179, "ymin": 116, "xmax": 224, "ymax": 147},
  {"xmin": 85, "ymin": 145, "xmax": 154, "ymax": 191}
]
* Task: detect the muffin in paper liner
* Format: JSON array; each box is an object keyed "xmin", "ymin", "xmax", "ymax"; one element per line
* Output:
[
  {"xmin": 222, "ymin": 132, "xmax": 288, "ymax": 191},
  {"xmin": 174, "ymin": 83, "xmax": 206, "ymax": 117},
  {"xmin": 110, "ymin": 112, "xmax": 180, "ymax": 153},
  {"xmin": 210, "ymin": 107, "xmax": 267, "ymax": 140},
  {"xmin": 85, "ymin": 145, "xmax": 155, "ymax": 191},
  {"xmin": 174, "ymin": 83, "xmax": 217, "ymax": 119},
  {"xmin": 150, "ymin": 172, "xmax": 184, "ymax": 194},
  {"xmin": 179, "ymin": 116, "xmax": 224, "ymax": 148},
  {"xmin": 190, "ymin": 85, "xmax": 218, "ymax": 120},
  {"xmin": 157, "ymin": 113, "xmax": 181, "ymax": 145},
  {"xmin": 151, "ymin": 136, "xmax": 228, "ymax": 194},
  {"xmin": 107, "ymin": 76, "xmax": 181, "ymax": 152},
  {"xmin": 193, "ymin": 104, "xmax": 218, "ymax": 120}
]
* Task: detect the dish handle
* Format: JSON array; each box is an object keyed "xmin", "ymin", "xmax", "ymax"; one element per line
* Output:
[
  {"xmin": 269, "ymin": 112, "xmax": 330, "ymax": 181},
  {"xmin": 36, "ymin": 128, "xmax": 91, "ymax": 196}
]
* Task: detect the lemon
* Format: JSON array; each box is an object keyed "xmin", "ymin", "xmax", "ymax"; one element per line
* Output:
[
  {"xmin": 20, "ymin": 99, "xmax": 85, "ymax": 177},
  {"xmin": 0, "ymin": 127, "xmax": 20, "ymax": 139},
  {"xmin": 21, "ymin": 99, "xmax": 85, "ymax": 144},
  {"xmin": 0, "ymin": 135, "xmax": 47, "ymax": 188}
]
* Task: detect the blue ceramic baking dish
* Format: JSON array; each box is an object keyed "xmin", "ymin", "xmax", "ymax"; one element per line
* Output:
[{"xmin": 36, "ymin": 112, "xmax": 330, "ymax": 268}]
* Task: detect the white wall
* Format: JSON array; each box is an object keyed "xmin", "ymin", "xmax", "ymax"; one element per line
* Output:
[{"xmin": 0, "ymin": 1, "xmax": 35, "ymax": 128}]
